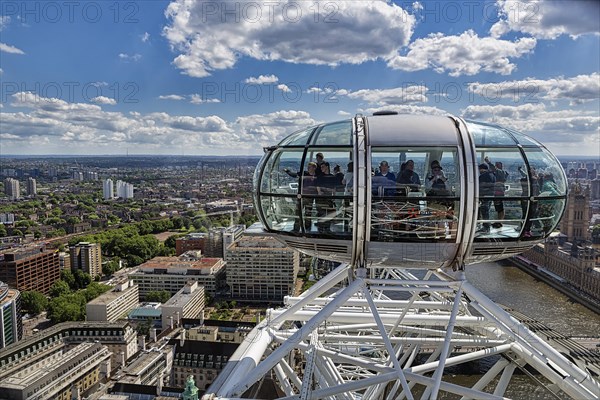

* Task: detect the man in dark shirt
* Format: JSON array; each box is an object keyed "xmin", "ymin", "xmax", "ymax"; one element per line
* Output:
[{"xmin": 478, "ymin": 163, "xmax": 496, "ymax": 233}]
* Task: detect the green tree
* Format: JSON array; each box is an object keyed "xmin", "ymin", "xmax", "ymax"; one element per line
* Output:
[
  {"xmin": 21, "ymin": 291, "xmax": 48, "ymax": 315},
  {"xmin": 60, "ymin": 269, "xmax": 76, "ymax": 289},
  {"xmin": 49, "ymin": 280, "xmax": 71, "ymax": 297},
  {"xmin": 102, "ymin": 258, "xmax": 121, "ymax": 276},
  {"xmin": 145, "ymin": 290, "xmax": 171, "ymax": 303},
  {"xmin": 0, "ymin": 224, "xmax": 6, "ymax": 237},
  {"xmin": 74, "ymin": 269, "xmax": 92, "ymax": 289},
  {"xmin": 82, "ymin": 282, "xmax": 111, "ymax": 301},
  {"xmin": 164, "ymin": 234, "xmax": 182, "ymax": 250},
  {"xmin": 47, "ymin": 293, "xmax": 86, "ymax": 322}
]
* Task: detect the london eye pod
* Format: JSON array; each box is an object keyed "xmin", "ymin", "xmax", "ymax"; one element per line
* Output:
[{"xmin": 253, "ymin": 113, "xmax": 568, "ymax": 270}]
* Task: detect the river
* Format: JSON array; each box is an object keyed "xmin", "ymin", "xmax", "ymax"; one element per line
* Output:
[
  {"xmin": 467, "ymin": 262, "xmax": 600, "ymax": 336},
  {"xmin": 439, "ymin": 262, "xmax": 600, "ymax": 399}
]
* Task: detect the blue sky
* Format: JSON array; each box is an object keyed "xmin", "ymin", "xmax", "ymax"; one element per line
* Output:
[{"xmin": 0, "ymin": 0, "xmax": 598, "ymax": 156}]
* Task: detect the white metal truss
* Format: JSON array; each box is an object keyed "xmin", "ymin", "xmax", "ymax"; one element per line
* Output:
[{"xmin": 204, "ymin": 263, "xmax": 600, "ymax": 399}]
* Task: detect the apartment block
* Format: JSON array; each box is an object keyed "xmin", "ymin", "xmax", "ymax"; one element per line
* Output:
[
  {"xmin": 226, "ymin": 235, "xmax": 299, "ymax": 303},
  {"xmin": 0, "ymin": 342, "xmax": 111, "ymax": 400},
  {"xmin": 0, "ymin": 282, "xmax": 22, "ymax": 349},
  {"xmin": 0, "ymin": 321, "xmax": 138, "ymax": 380},
  {"xmin": 87, "ymin": 280, "xmax": 139, "ymax": 322},
  {"xmin": 175, "ymin": 233, "xmax": 207, "ymax": 256},
  {"xmin": 129, "ymin": 255, "xmax": 225, "ymax": 297},
  {"xmin": 70, "ymin": 242, "xmax": 102, "ymax": 278},
  {"xmin": 0, "ymin": 244, "xmax": 60, "ymax": 295},
  {"xmin": 161, "ymin": 281, "xmax": 205, "ymax": 330}
]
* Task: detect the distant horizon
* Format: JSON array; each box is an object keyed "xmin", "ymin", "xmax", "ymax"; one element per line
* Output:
[{"xmin": 0, "ymin": 154, "xmax": 598, "ymax": 162}]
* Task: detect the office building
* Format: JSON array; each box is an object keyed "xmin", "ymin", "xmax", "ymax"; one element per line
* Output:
[
  {"xmin": 103, "ymin": 179, "xmax": 114, "ymax": 200},
  {"xmin": 0, "ymin": 341, "xmax": 111, "ymax": 400},
  {"xmin": 161, "ymin": 281, "xmax": 205, "ymax": 330},
  {"xmin": 186, "ymin": 320, "xmax": 253, "ymax": 344},
  {"xmin": 0, "ymin": 244, "xmax": 60, "ymax": 295},
  {"xmin": 70, "ymin": 242, "xmax": 102, "ymax": 278},
  {"xmin": 176, "ymin": 233, "xmax": 207, "ymax": 256},
  {"xmin": 87, "ymin": 280, "xmax": 139, "ymax": 322},
  {"xmin": 116, "ymin": 344, "xmax": 174, "ymax": 387},
  {"xmin": 560, "ymin": 182, "xmax": 592, "ymax": 243},
  {"xmin": 26, "ymin": 177, "xmax": 36, "ymax": 196},
  {"xmin": 0, "ymin": 321, "xmax": 138, "ymax": 380},
  {"xmin": 0, "ymin": 213, "xmax": 15, "ymax": 225},
  {"xmin": 130, "ymin": 255, "xmax": 225, "ymax": 297},
  {"xmin": 206, "ymin": 225, "xmax": 245, "ymax": 258},
  {"xmin": 0, "ymin": 282, "xmax": 22, "ymax": 349},
  {"xmin": 226, "ymin": 235, "xmax": 299, "ymax": 303},
  {"xmin": 3, "ymin": 178, "xmax": 20, "ymax": 200}
]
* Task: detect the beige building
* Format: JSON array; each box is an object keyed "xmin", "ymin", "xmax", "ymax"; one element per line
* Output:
[
  {"xmin": 161, "ymin": 281, "xmax": 205, "ymax": 330},
  {"xmin": 129, "ymin": 255, "xmax": 226, "ymax": 297},
  {"xmin": 87, "ymin": 280, "xmax": 139, "ymax": 322},
  {"xmin": 226, "ymin": 235, "xmax": 300, "ymax": 302},
  {"xmin": 0, "ymin": 321, "xmax": 138, "ymax": 380},
  {"xmin": 523, "ymin": 239, "xmax": 600, "ymax": 301},
  {"xmin": 70, "ymin": 242, "xmax": 102, "ymax": 278},
  {"xmin": 0, "ymin": 341, "xmax": 111, "ymax": 400}
]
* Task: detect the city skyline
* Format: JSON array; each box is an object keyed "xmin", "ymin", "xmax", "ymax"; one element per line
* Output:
[{"xmin": 0, "ymin": 0, "xmax": 599, "ymax": 157}]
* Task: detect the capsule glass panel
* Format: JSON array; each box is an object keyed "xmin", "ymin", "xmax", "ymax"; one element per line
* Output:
[
  {"xmin": 370, "ymin": 147, "xmax": 460, "ymax": 242},
  {"xmin": 522, "ymin": 148, "xmax": 567, "ymax": 196},
  {"xmin": 469, "ymin": 122, "xmax": 518, "ymax": 146},
  {"xmin": 473, "ymin": 148, "xmax": 528, "ymax": 239},
  {"xmin": 311, "ymin": 120, "xmax": 352, "ymax": 146},
  {"xmin": 278, "ymin": 126, "xmax": 316, "ymax": 146}
]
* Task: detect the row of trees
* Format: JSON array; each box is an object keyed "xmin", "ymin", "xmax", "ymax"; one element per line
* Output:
[{"xmin": 20, "ymin": 270, "xmax": 111, "ymax": 323}]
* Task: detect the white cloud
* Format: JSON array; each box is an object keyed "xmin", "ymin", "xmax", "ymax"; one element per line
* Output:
[
  {"xmin": 158, "ymin": 94, "xmax": 186, "ymax": 101},
  {"xmin": 388, "ymin": 30, "xmax": 536, "ymax": 76},
  {"xmin": 0, "ymin": 42, "xmax": 25, "ymax": 54},
  {"xmin": 461, "ymin": 103, "xmax": 599, "ymax": 152},
  {"xmin": 244, "ymin": 74, "xmax": 279, "ymax": 84},
  {"xmin": 276, "ymin": 84, "xmax": 291, "ymax": 93},
  {"xmin": 337, "ymin": 110, "xmax": 351, "ymax": 116},
  {"xmin": 235, "ymin": 110, "xmax": 318, "ymax": 144},
  {"xmin": 0, "ymin": 68, "xmax": 3, "ymax": 75},
  {"xmin": 2, "ymin": 92, "xmax": 236, "ymax": 153},
  {"xmin": 163, "ymin": 0, "xmax": 415, "ymax": 77},
  {"xmin": 1, "ymin": 92, "xmax": 324, "ymax": 154},
  {"xmin": 359, "ymin": 104, "xmax": 450, "ymax": 117},
  {"xmin": 491, "ymin": 0, "xmax": 600, "ymax": 39},
  {"xmin": 468, "ymin": 73, "xmax": 600, "ymax": 105},
  {"xmin": 344, "ymin": 85, "xmax": 429, "ymax": 105},
  {"xmin": 90, "ymin": 96, "xmax": 117, "ymax": 105},
  {"xmin": 190, "ymin": 94, "xmax": 220, "ymax": 104},
  {"xmin": 141, "ymin": 32, "xmax": 150, "ymax": 42},
  {"xmin": 118, "ymin": 53, "xmax": 142, "ymax": 62}
]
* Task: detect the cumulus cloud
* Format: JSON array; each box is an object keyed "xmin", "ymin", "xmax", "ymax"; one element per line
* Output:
[
  {"xmin": 163, "ymin": 0, "xmax": 415, "ymax": 77},
  {"xmin": 235, "ymin": 110, "xmax": 318, "ymax": 144},
  {"xmin": 461, "ymin": 103, "xmax": 599, "ymax": 151},
  {"xmin": 141, "ymin": 32, "xmax": 150, "ymax": 42},
  {"xmin": 344, "ymin": 85, "xmax": 429, "ymax": 105},
  {"xmin": 1, "ymin": 93, "xmax": 323, "ymax": 154},
  {"xmin": 359, "ymin": 104, "xmax": 450, "ymax": 117},
  {"xmin": 158, "ymin": 94, "xmax": 186, "ymax": 100},
  {"xmin": 2, "ymin": 92, "xmax": 237, "ymax": 153},
  {"xmin": 468, "ymin": 73, "xmax": 600, "ymax": 105},
  {"xmin": 337, "ymin": 110, "xmax": 351, "ymax": 116},
  {"xmin": 190, "ymin": 94, "xmax": 220, "ymax": 104},
  {"xmin": 277, "ymin": 84, "xmax": 291, "ymax": 93},
  {"xmin": 90, "ymin": 96, "xmax": 117, "ymax": 105},
  {"xmin": 0, "ymin": 42, "xmax": 25, "ymax": 54},
  {"xmin": 388, "ymin": 30, "xmax": 536, "ymax": 76},
  {"xmin": 491, "ymin": 0, "xmax": 600, "ymax": 39},
  {"xmin": 244, "ymin": 74, "xmax": 279, "ymax": 84}
]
